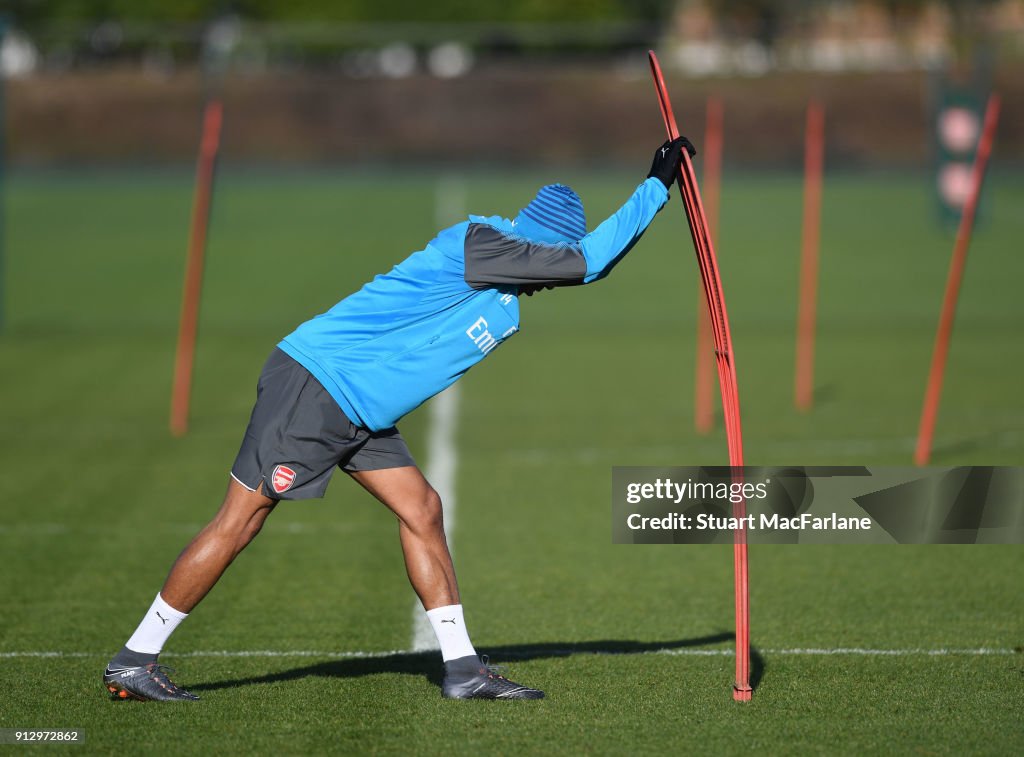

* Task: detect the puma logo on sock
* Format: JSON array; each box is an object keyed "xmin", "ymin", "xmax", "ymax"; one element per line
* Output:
[{"xmin": 156, "ymin": 611, "xmax": 168, "ymax": 625}]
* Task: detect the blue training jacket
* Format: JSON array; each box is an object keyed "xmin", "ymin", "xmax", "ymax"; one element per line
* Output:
[{"xmin": 278, "ymin": 177, "xmax": 669, "ymax": 431}]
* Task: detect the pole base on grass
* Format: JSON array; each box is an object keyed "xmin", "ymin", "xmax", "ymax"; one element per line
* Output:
[{"xmin": 733, "ymin": 685, "xmax": 752, "ymax": 702}]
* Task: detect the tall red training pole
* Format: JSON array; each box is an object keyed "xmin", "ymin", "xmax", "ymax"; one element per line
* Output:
[
  {"xmin": 170, "ymin": 98, "xmax": 224, "ymax": 437},
  {"xmin": 648, "ymin": 52, "xmax": 751, "ymax": 702},
  {"xmin": 914, "ymin": 94, "xmax": 1001, "ymax": 466},
  {"xmin": 795, "ymin": 101, "xmax": 824, "ymax": 412},
  {"xmin": 694, "ymin": 97, "xmax": 723, "ymax": 434}
]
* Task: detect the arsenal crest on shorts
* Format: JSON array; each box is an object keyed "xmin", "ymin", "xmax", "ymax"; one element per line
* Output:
[{"xmin": 271, "ymin": 464, "xmax": 297, "ymax": 494}]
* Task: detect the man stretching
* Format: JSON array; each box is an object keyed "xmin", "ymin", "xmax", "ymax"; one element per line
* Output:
[{"xmin": 103, "ymin": 137, "xmax": 693, "ymax": 701}]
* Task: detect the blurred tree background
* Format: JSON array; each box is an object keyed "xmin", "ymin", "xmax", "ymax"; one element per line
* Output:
[
  {"xmin": 5, "ymin": 0, "xmax": 673, "ymax": 26},
  {"xmin": 0, "ymin": 1, "xmax": 1020, "ymax": 168}
]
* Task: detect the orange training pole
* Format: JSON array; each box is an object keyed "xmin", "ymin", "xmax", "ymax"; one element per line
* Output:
[
  {"xmin": 649, "ymin": 52, "xmax": 750, "ymax": 702},
  {"xmin": 795, "ymin": 101, "xmax": 824, "ymax": 412},
  {"xmin": 914, "ymin": 94, "xmax": 1001, "ymax": 465},
  {"xmin": 171, "ymin": 98, "xmax": 224, "ymax": 437},
  {"xmin": 695, "ymin": 97, "xmax": 723, "ymax": 434}
]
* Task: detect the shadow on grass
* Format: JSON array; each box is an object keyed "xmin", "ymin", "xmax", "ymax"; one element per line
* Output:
[
  {"xmin": 190, "ymin": 632, "xmax": 766, "ymax": 694},
  {"xmin": 751, "ymin": 645, "xmax": 765, "ymax": 691},
  {"xmin": 928, "ymin": 428, "xmax": 1013, "ymax": 462},
  {"xmin": 814, "ymin": 383, "xmax": 839, "ymax": 406}
]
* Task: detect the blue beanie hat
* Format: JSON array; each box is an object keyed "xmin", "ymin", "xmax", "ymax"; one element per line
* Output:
[{"xmin": 513, "ymin": 184, "xmax": 587, "ymax": 244}]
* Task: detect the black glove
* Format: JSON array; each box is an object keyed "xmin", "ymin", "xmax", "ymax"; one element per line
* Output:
[{"xmin": 647, "ymin": 137, "xmax": 697, "ymax": 188}]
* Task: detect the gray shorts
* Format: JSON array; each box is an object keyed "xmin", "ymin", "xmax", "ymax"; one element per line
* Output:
[{"xmin": 231, "ymin": 348, "xmax": 416, "ymax": 500}]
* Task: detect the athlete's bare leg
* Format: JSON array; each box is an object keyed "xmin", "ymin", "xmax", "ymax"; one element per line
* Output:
[
  {"xmin": 159, "ymin": 478, "xmax": 277, "ymax": 613},
  {"xmin": 347, "ymin": 466, "xmax": 459, "ymax": 610}
]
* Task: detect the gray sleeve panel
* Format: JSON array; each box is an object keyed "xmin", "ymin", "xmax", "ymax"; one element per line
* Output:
[{"xmin": 463, "ymin": 223, "xmax": 587, "ymax": 289}]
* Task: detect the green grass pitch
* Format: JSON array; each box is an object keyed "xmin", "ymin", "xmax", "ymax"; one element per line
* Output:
[{"xmin": 1, "ymin": 169, "xmax": 1022, "ymax": 754}]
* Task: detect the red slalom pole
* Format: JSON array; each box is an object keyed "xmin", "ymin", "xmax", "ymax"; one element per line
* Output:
[
  {"xmin": 795, "ymin": 101, "xmax": 824, "ymax": 412},
  {"xmin": 915, "ymin": 94, "xmax": 1001, "ymax": 466},
  {"xmin": 695, "ymin": 97, "xmax": 723, "ymax": 435},
  {"xmin": 648, "ymin": 51, "xmax": 750, "ymax": 702},
  {"xmin": 171, "ymin": 98, "xmax": 224, "ymax": 437}
]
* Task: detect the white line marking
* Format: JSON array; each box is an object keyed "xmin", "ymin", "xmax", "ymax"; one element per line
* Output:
[
  {"xmin": 426, "ymin": 384, "xmax": 460, "ymax": 540},
  {"xmin": 655, "ymin": 647, "xmax": 1019, "ymax": 657},
  {"xmin": 495, "ymin": 430, "xmax": 1023, "ymax": 466},
  {"xmin": 0, "ymin": 522, "xmax": 353, "ymax": 536},
  {"xmin": 409, "ymin": 177, "xmax": 467, "ymax": 654},
  {"xmin": 0, "ymin": 523, "xmax": 70, "ymax": 535},
  {"xmin": 0, "ymin": 650, "xmax": 405, "ymax": 659},
  {"xmin": 1, "ymin": 647, "xmax": 1016, "ymax": 660},
  {"xmin": 411, "ymin": 383, "xmax": 461, "ymax": 652},
  {"xmin": 434, "ymin": 175, "xmax": 467, "ymax": 229}
]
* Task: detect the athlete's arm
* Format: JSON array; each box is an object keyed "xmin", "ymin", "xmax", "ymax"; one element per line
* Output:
[
  {"xmin": 463, "ymin": 138, "xmax": 691, "ymax": 289},
  {"xmin": 580, "ymin": 137, "xmax": 693, "ymax": 283}
]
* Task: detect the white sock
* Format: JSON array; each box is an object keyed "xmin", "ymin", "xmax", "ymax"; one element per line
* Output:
[
  {"xmin": 124, "ymin": 593, "xmax": 188, "ymax": 655},
  {"xmin": 425, "ymin": 604, "xmax": 477, "ymax": 662}
]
